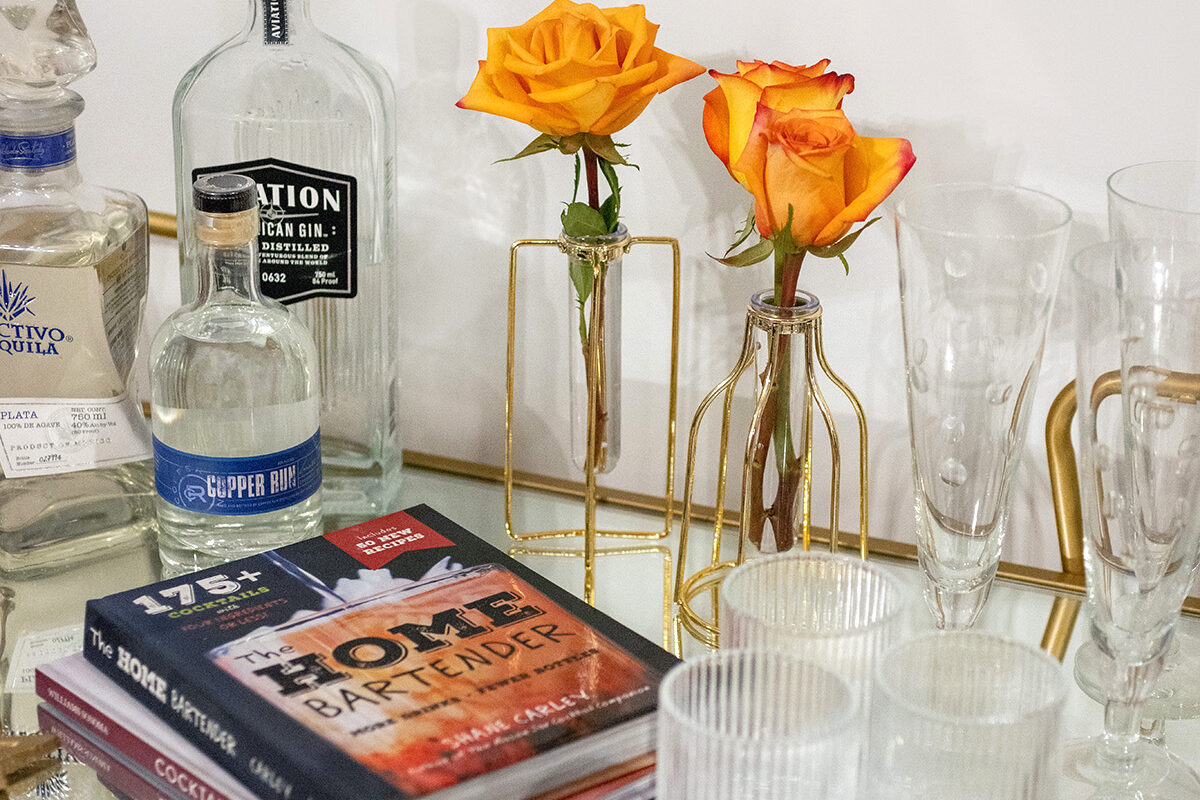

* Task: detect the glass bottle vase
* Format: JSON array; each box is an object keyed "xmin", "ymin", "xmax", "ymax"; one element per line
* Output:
[
  {"xmin": 740, "ymin": 289, "xmax": 827, "ymax": 554},
  {"xmin": 172, "ymin": 0, "xmax": 400, "ymax": 524},
  {"xmin": 563, "ymin": 225, "xmax": 627, "ymax": 475}
]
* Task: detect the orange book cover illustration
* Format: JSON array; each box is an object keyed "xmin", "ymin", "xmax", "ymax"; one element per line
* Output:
[{"xmin": 84, "ymin": 506, "xmax": 676, "ymax": 800}]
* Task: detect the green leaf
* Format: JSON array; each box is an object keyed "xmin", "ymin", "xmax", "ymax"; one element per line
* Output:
[
  {"xmin": 556, "ymin": 133, "xmax": 586, "ymax": 155},
  {"xmin": 584, "ymin": 134, "xmax": 635, "ymax": 167},
  {"xmin": 710, "ymin": 237, "xmax": 775, "ymax": 267},
  {"xmin": 597, "ymin": 158, "xmax": 621, "ymax": 231},
  {"xmin": 600, "ymin": 193, "xmax": 619, "ymax": 232},
  {"xmin": 569, "ymin": 255, "xmax": 595, "ymax": 307},
  {"xmin": 561, "ymin": 202, "xmax": 610, "ymax": 238},
  {"xmin": 807, "ymin": 217, "xmax": 880, "ymax": 260},
  {"xmin": 571, "ymin": 153, "xmax": 581, "ymax": 204},
  {"xmin": 725, "ymin": 204, "xmax": 758, "ymax": 255},
  {"xmin": 495, "ymin": 133, "xmax": 563, "ymax": 163},
  {"xmin": 772, "ymin": 205, "xmax": 805, "ymax": 256}
]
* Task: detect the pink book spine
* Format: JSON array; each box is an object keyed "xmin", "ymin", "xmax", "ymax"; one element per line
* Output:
[
  {"xmin": 35, "ymin": 669, "xmax": 241, "ymax": 800},
  {"xmin": 38, "ymin": 705, "xmax": 173, "ymax": 800}
]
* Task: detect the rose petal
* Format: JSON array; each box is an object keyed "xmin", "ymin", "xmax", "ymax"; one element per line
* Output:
[
  {"xmin": 704, "ymin": 72, "xmax": 766, "ymax": 182},
  {"xmin": 813, "ymin": 135, "xmax": 916, "ymax": 245},
  {"xmin": 458, "ymin": 0, "xmax": 701, "ymax": 137},
  {"xmin": 759, "ymin": 71, "xmax": 854, "ymax": 112}
]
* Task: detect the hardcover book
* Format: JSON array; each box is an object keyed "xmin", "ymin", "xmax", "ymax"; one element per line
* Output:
[
  {"xmin": 39, "ymin": 702, "xmax": 209, "ymax": 800},
  {"xmin": 82, "ymin": 506, "xmax": 677, "ymax": 800},
  {"xmin": 37, "ymin": 652, "xmax": 255, "ymax": 800}
]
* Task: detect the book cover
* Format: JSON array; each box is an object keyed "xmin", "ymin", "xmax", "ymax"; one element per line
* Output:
[
  {"xmin": 82, "ymin": 505, "xmax": 677, "ymax": 800},
  {"xmin": 36, "ymin": 652, "xmax": 255, "ymax": 800},
  {"xmin": 38, "ymin": 704, "xmax": 178, "ymax": 800}
]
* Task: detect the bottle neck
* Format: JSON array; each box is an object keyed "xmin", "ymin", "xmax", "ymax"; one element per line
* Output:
[
  {"xmin": 0, "ymin": 125, "xmax": 82, "ymax": 188},
  {"xmin": 247, "ymin": 0, "xmax": 313, "ymax": 46},
  {"xmin": 0, "ymin": 91, "xmax": 84, "ymax": 188},
  {"xmin": 194, "ymin": 209, "xmax": 263, "ymax": 304}
]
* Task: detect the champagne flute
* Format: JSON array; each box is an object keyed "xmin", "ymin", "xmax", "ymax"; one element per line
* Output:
[
  {"xmin": 1058, "ymin": 239, "xmax": 1200, "ymax": 797},
  {"xmin": 1073, "ymin": 161, "xmax": 1200, "ymax": 734},
  {"xmin": 894, "ymin": 183, "xmax": 1071, "ymax": 628}
]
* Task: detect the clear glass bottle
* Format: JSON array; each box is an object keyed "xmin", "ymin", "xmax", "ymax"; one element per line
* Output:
[
  {"xmin": 0, "ymin": 88, "xmax": 154, "ymax": 577},
  {"xmin": 172, "ymin": 0, "xmax": 400, "ymax": 526},
  {"xmin": 151, "ymin": 174, "xmax": 323, "ymax": 577}
]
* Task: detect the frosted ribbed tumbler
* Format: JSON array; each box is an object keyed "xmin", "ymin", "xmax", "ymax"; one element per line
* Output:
[
  {"xmin": 865, "ymin": 632, "xmax": 1068, "ymax": 800},
  {"xmin": 657, "ymin": 650, "xmax": 859, "ymax": 800},
  {"xmin": 719, "ymin": 553, "xmax": 905, "ymax": 698}
]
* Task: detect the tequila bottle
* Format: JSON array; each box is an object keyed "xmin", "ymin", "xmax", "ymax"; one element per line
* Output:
[
  {"xmin": 173, "ymin": 0, "xmax": 401, "ymax": 526},
  {"xmin": 0, "ymin": 21, "xmax": 153, "ymax": 577},
  {"xmin": 151, "ymin": 174, "xmax": 323, "ymax": 577}
]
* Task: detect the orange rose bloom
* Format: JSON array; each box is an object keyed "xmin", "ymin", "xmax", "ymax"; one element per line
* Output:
[
  {"xmin": 457, "ymin": 0, "xmax": 704, "ymax": 137},
  {"xmin": 703, "ymin": 60, "xmax": 855, "ymax": 190},
  {"xmin": 735, "ymin": 104, "xmax": 915, "ymax": 247}
]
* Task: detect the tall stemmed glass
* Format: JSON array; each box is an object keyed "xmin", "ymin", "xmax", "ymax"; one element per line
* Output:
[
  {"xmin": 1060, "ymin": 240, "xmax": 1200, "ymax": 797},
  {"xmin": 895, "ymin": 183, "xmax": 1071, "ymax": 628},
  {"xmin": 1073, "ymin": 161, "xmax": 1200, "ymax": 731}
]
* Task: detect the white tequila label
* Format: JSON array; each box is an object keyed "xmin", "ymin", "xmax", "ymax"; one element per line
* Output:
[
  {"xmin": 5, "ymin": 623, "xmax": 84, "ymax": 695},
  {"xmin": 0, "ymin": 394, "xmax": 151, "ymax": 477}
]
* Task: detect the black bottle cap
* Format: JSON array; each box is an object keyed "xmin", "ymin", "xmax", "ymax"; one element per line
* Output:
[{"xmin": 193, "ymin": 173, "xmax": 258, "ymax": 214}]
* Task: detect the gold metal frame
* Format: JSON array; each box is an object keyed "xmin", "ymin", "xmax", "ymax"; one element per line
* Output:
[
  {"xmin": 148, "ymin": 211, "xmax": 1196, "ymax": 662},
  {"xmin": 672, "ymin": 294, "xmax": 869, "ymax": 648},
  {"xmin": 505, "ymin": 234, "xmax": 681, "ymax": 605}
]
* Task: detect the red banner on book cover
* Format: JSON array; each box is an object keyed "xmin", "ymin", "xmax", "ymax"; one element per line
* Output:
[{"xmin": 324, "ymin": 510, "xmax": 455, "ymax": 569}]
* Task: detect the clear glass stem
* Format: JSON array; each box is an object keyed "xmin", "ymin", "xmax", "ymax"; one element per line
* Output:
[{"xmin": 1095, "ymin": 657, "xmax": 1162, "ymax": 775}]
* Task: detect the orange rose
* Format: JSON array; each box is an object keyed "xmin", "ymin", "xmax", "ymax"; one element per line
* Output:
[
  {"xmin": 703, "ymin": 60, "xmax": 855, "ymax": 190},
  {"xmin": 456, "ymin": 0, "xmax": 704, "ymax": 138},
  {"xmin": 735, "ymin": 104, "xmax": 915, "ymax": 246}
]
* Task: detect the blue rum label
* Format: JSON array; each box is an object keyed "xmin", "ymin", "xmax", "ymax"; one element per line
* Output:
[
  {"xmin": 192, "ymin": 158, "xmax": 357, "ymax": 305},
  {"xmin": 0, "ymin": 129, "xmax": 75, "ymax": 170},
  {"xmin": 154, "ymin": 431, "xmax": 321, "ymax": 516}
]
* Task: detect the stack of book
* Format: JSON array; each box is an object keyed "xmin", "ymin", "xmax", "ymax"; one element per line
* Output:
[{"xmin": 35, "ymin": 506, "xmax": 673, "ymax": 800}]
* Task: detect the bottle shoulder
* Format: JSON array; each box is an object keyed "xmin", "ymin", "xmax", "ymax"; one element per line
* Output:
[
  {"xmin": 153, "ymin": 299, "xmax": 316, "ymax": 352},
  {"xmin": 174, "ymin": 34, "xmax": 393, "ymax": 121},
  {"xmin": 0, "ymin": 181, "xmax": 147, "ymax": 266}
]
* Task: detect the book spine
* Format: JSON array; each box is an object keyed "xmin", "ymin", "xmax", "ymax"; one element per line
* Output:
[
  {"xmin": 36, "ymin": 669, "xmax": 246, "ymax": 800},
  {"xmin": 83, "ymin": 605, "xmax": 332, "ymax": 800},
  {"xmin": 38, "ymin": 705, "xmax": 175, "ymax": 800}
]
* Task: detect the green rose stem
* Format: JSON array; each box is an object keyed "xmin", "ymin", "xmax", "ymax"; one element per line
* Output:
[
  {"xmin": 581, "ymin": 145, "xmax": 609, "ymax": 472},
  {"xmin": 747, "ymin": 249, "xmax": 806, "ymax": 551}
]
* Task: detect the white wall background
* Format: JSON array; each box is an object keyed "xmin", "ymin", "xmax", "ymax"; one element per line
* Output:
[{"xmin": 73, "ymin": 0, "xmax": 1200, "ymax": 570}]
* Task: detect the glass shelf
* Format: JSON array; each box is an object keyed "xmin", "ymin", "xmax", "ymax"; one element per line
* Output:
[{"xmin": 2, "ymin": 458, "xmax": 1198, "ymax": 796}]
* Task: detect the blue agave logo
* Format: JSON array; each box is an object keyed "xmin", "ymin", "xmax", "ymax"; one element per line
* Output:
[{"xmin": 0, "ymin": 270, "xmax": 35, "ymax": 322}]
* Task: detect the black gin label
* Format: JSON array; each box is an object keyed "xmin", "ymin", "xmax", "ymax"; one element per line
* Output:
[
  {"xmin": 262, "ymin": 0, "xmax": 288, "ymax": 44},
  {"xmin": 193, "ymin": 159, "xmax": 358, "ymax": 305}
]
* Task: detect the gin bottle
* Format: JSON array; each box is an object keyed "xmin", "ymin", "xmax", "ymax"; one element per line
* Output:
[
  {"xmin": 150, "ymin": 174, "xmax": 323, "ymax": 577},
  {"xmin": 173, "ymin": 0, "xmax": 401, "ymax": 525},
  {"xmin": 0, "ymin": 2, "xmax": 154, "ymax": 578}
]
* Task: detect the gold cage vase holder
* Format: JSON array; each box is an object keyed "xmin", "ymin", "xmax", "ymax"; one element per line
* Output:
[
  {"xmin": 674, "ymin": 289, "xmax": 869, "ymax": 648},
  {"xmin": 505, "ymin": 230, "xmax": 681, "ymax": 607}
]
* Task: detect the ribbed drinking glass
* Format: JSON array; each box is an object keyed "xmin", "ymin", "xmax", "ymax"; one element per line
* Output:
[
  {"xmin": 657, "ymin": 650, "xmax": 859, "ymax": 800},
  {"xmin": 865, "ymin": 631, "xmax": 1068, "ymax": 800}
]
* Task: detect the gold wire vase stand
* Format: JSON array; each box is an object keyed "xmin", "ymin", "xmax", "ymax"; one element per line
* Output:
[
  {"xmin": 674, "ymin": 289, "xmax": 869, "ymax": 648},
  {"xmin": 505, "ymin": 230, "xmax": 680, "ymax": 606}
]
